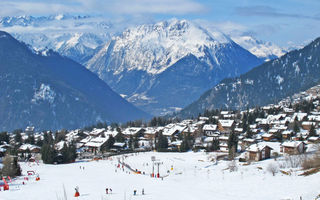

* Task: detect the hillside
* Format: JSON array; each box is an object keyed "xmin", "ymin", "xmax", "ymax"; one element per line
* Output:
[
  {"xmin": 179, "ymin": 37, "xmax": 320, "ymax": 117},
  {"xmin": 0, "ymin": 31, "xmax": 150, "ymax": 131}
]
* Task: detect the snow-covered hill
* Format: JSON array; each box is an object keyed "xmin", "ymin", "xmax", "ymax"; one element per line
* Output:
[
  {"xmin": 231, "ymin": 35, "xmax": 287, "ymax": 61},
  {"xmin": 179, "ymin": 37, "xmax": 320, "ymax": 117},
  {"xmin": 87, "ymin": 19, "xmax": 263, "ymax": 115}
]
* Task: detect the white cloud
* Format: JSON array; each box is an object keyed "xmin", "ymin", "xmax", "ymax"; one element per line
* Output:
[{"xmin": 0, "ymin": 0, "xmax": 206, "ymax": 16}]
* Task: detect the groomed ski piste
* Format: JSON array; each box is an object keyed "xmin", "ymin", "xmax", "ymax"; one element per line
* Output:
[{"xmin": 1, "ymin": 151, "xmax": 320, "ymax": 200}]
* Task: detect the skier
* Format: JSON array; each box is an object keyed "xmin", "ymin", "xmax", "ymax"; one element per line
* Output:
[
  {"xmin": 110, "ymin": 188, "xmax": 112, "ymax": 194},
  {"xmin": 142, "ymin": 188, "xmax": 144, "ymax": 195},
  {"xmin": 74, "ymin": 186, "xmax": 80, "ymax": 197},
  {"xmin": 133, "ymin": 189, "xmax": 137, "ymax": 195}
]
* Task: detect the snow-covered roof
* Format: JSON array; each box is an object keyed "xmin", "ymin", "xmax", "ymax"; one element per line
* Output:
[
  {"xmin": 301, "ymin": 121, "xmax": 316, "ymax": 126},
  {"xmin": 203, "ymin": 124, "xmax": 217, "ymax": 131},
  {"xmin": 308, "ymin": 136, "xmax": 320, "ymax": 141},
  {"xmin": 89, "ymin": 128, "xmax": 105, "ymax": 136},
  {"xmin": 170, "ymin": 140, "xmax": 182, "ymax": 146},
  {"xmin": 199, "ymin": 117, "xmax": 209, "ymax": 121},
  {"xmin": 218, "ymin": 120, "xmax": 234, "ymax": 128},
  {"xmin": 80, "ymin": 136, "xmax": 92, "ymax": 143},
  {"xmin": 55, "ymin": 141, "xmax": 66, "ymax": 151},
  {"xmin": 281, "ymin": 141, "xmax": 304, "ymax": 148},
  {"xmin": 292, "ymin": 113, "xmax": 308, "ymax": 121},
  {"xmin": 113, "ymin": 142, "xmax": 126, "ymax": 147},
  {"xmin": 234, "ymin": 128, "xmax": 243, "ymax": 132},
  {"xmin": 162, "ymin": 124, "xmax": 186, "ymax": 136},
  {"xmin": 123, "ymin": 127, "xmax": 143, "ymax": 135},
  {"xmin": 19, "ymin": 144, "xmax": 40, "ymax": 151},
  {"xmin": 220, "ymin": 111, "xmax": 229, "ymax": 115},
  {"xmin": 247, "ymin": 143, "xmax": 273, "ymax": 152},
  {"xmin": 85, "ymin": 137, "xmax": 108, "ymax": 148},
  {"xmin": 262, "ymin": 133, "xmax": 273, "ymax": 138}
]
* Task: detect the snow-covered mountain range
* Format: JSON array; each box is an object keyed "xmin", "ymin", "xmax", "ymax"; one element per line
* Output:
[
  {"xmin": 1, "ymin": 15, "xmax": 293, "ymax": 115},
  {"xmin": 87, "ymin": 19, "xmax": 263, "ymax": 115},
  {"xmin": 231, "ymin": 35, "xmax": 287, "ymax": 61},
  {"xmin": 0, "ymin": 15, "xmax": 111, "ymax": 64}
]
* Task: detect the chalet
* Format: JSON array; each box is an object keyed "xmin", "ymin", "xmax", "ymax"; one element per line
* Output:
[
  {"xmin": 281, "ymin": 141, "xmax": 306, "ymax": 155},
  {"xmin": 18, "ymin": 144, "xmax": 41, "ymax": 153},
  {"xmin": 283, "ymin": 108, "xmax": 294, "ymax": 115},
  {"xmin": 261, "ymin": 133, "xmax": 273, "ymax": 141},
  {"xmin": 84, "ymin": 137, "xmax": 108, "ymax": 154},
  {"xmin": 247, "ymin": 144, "xmax": 273, "ymax": 161},
  {"xmin": 169, "ymin": 140, "xmax": 182, "ymax": 151},
  {"xmin": 25, "ymin": 126, "xmax": 35, "ymax": 135},
  {"xmin": 218, "ymin": 120, "xmax": 235, "ymax": 134},
  {"xmin": 123, "ymin": 127, "xmax": 145, "ymax": 138},
  {"xmin": 301, "ymin": 121, "xmax": 316, "ymax": 130},
  {"xmin": 112, "ymin": 142, "xmax": 126, "ymax": 151},
  {"xmin": 242, "ymin": 138, "xmax": 256, "ymax": 147},
  {"xmin": 138, "ymin": 139, "xmax": 152, "ymax": 149},
  {"xmin": 143, "ymin": 127, "xmax": 159, "ymax": 140},
  {"xmin": 234, "ymin": 128, "xmax": 243, "ymax": 134},
  {"xmin": 89, "ymin": 128, "xmax": 105, "ymax": 137},
  {"xmin": 218, "ymin": 136, "xmax": 229, "ymax": 151},
  {"xmin": 308, "ymin": 136, "xmax": 320, "ymax": 144},
  {"xmin": 282, "ymin": 130, "xmax": 293, "ymax": 140},
  {"xmin": 162, "ymin": 124, "xmax": 186, "ymax": 138},
  {"xmin": 203, "ymin": 124, "xmax": 218, "ymax": 136}
]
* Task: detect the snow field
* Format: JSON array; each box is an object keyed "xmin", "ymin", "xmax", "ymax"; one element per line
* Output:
[{"xmin": 1, "ymin": 152, "xmax": 319, "ymax": 200}]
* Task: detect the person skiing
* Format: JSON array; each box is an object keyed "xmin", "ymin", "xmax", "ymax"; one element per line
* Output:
[
  {"xmin": 74, "ymin": 186, "xmax": 80, "ymax": 197},
  {"xmin": 110, "ymin": 188, "xmax": 112, "ymax": 194},
  {"xmin": 134, "ymin": 189, "xmax": 137, "ymax": 195},
  {"xmin": 142, "ymin": 188, "xmax": 144, "ymax": 195},
  {"xmin": 106, "ymin": 188, "xmax": 109, "ymax": 194}
]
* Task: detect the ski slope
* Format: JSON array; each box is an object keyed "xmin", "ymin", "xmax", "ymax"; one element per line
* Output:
[{"xmin": 1, "ymin": 152, "xmax": 319, "ymax": 200}]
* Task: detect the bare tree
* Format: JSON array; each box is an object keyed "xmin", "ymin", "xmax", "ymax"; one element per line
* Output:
[{"xmin": 267, "ymin": 163, "xmax": 279, "ymax": 176}]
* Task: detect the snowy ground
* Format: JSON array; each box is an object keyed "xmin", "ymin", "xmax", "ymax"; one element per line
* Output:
[{"xmin": 1, "ymin": 152, "xmax": 319, "ymax": 200}]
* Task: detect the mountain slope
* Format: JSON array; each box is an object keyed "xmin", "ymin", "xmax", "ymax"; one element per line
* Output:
[
  {"xmin": 87, "ymin": 19, "xmax": 263, "ymax": 115},
  {"xmin": 0, "ymin": 31, "xmax": 150, "ymax": 131},
  {"xmin": 179, "ymin": 37, "xmax": 320, "ymax": 117}
]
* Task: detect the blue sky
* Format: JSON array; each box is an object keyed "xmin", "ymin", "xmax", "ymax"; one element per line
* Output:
[{"xmin": 0, "ymin": 0, "xmax": 319, "ymax": 47}]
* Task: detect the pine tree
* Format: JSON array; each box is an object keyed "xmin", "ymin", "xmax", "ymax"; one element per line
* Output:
[
  {"xmin": 41, "ymin": 143, "xmax": 56, "ymax": 164},
  {"xmin": 156, "ymin": 132, "xmax": 168, "ymax": 152},
  {"xmin": 133, "ymin": 135, "xmax": 139, "ymax": 149},
  {"xmin": 309, "ymin": 124, "xmax": 316, "ymax": 137},
  {"xmin": 0, "ymin": 132, "xmax": 9, "ymax": 144},
  {"xmin": 207, "ymin": 138, "xmax": 219, "ymax": 152},
  {"xmin": 14, "ymin": 131, "xmax": 22, "ymax": 145},
  {"xmin": 128, "ymin": 135, "xmax": 133, "ymax": 150},
  {"xmin": 293, "ymin": 119, "xmax": 300, "ymax": 134},
  {"xmin": 228, "ymin": 131, "xmax": 238, "ymax": 160}
]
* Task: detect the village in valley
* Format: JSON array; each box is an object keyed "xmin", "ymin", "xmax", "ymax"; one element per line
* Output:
[
  {"xmin": 2, "ymin": 85, "xmax": 320, "ymax": 162},
  {"xmin": 0, "ymin": 85, "xmax": 320, "ymax": 199}
]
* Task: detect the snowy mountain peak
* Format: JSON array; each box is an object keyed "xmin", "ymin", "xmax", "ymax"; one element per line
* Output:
[
  {"xmin": 95, "ymin": 19, "xmax": 233, "ymax": 75},
  {"xmin": 231, "ymin": 35, "xmax": 287, "ymax": 61}
]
